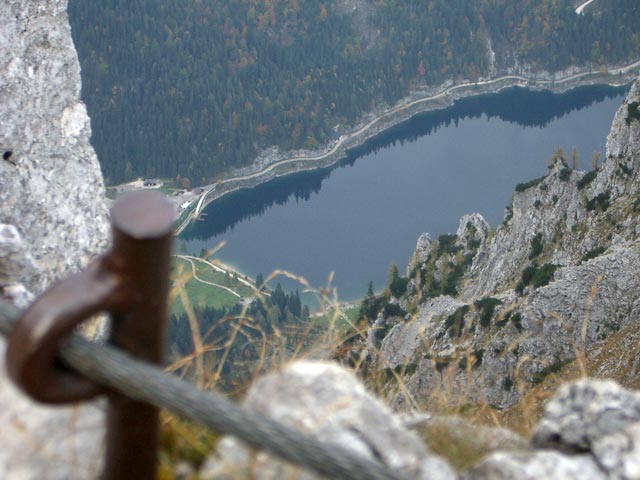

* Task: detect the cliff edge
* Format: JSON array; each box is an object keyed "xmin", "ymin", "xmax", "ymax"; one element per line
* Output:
[{"xmin": 365, "ymin": 75, "xmax": 640, "ymax": 411}]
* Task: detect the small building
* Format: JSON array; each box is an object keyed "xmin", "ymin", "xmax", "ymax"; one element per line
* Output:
[
  {"xmin": 143, "ymin": 178, "xmax": 160, "ymax": 187},
  {"xmin": 180, "ymin": 201, "xmax": 192, "ymax": 211}
]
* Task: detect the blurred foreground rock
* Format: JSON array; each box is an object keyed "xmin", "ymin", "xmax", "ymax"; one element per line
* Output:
[
  {"xmin": 0, "ymin": 0, "xmax": 109, "ymax": 478},
  {"xmin": 200, "ymin": 361, "xmax": 457, "ymax": 480},
  {"xmin": 200, "ymin": 363, "xmax": 640, "ymax": 480},
  {"xmin": 467, "ymin": 379, "xmax": 640, "ymax": 479}
]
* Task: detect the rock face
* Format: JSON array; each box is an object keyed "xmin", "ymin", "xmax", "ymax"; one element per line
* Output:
[
  {"xmin": 1, "ymin": 0, "xmax": 109, "ymax": 295},
  {"xmin": 366, "ymin": 74, "xmax": 640, "ymax": 410},
  {"xmin": 0, "ymin": 1, "xmax": 110, "ymax": 478},
  {"xmin": 201, "ymin": 361, "xmax": 457, "ymax": 480}
]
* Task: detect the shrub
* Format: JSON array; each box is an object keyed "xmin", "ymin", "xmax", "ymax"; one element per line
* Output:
[
  {"xmin": 465, "ymin": 221, "xmax": 477, "ymax": 236},
  {"xmin": 558, "ymin": 167, "xmax": 571, "ymax": 182},
  {"xmin": 388, "ymin": 363, "xmax": 418, "ymax": 377},
  {"xmin": 511, "ymin": 312, "xmax": 523, "ymax": 332},
  {"xmin": 618, "ymin": 163, "xmax": 632, "ymax": 176},
  {"xmin": 503, "ymin": 204, "xmax": 513, "ymax": 225},
  {"xmin": 468, "ymin": 238, "xmax": 481, "ymax": 250},
  {"xmin": 531, "ymin": 359, "xmax": 572, "ymax": 385},
  {"xmin": 437, "ymin": 234, "xmax": 462, "ymax": 256},
  {"xmin": 464, "ymin": 253, "xmax": 475, "ymax": 266},
  {"xmin": 473, "ymin": 348, "xmax": 484, "ymax": 365},
  {"xmin": 443, "ymin": 263, "xmax": 465, "ymax": 296},
  {"xmin": 516, "ymin": 264, "xmax": 559, "ymax": 294},
  {"xmin": 515, "ymin": 175, "xmax": 545, "ymax": 193},
  {"xmin": 374, "ymin": 323, "xmax": 392, "ymax": 340},
  {"xmin": 390, "ymin": 276, "xmax": 409, "ymax": 297},
  {"xmin": 626, "ymin": 101, "xmax": 640, "ymax": 126},
  {"xmin": 444, "ymin": 305, "xmax": 470, "ymax": 338},
  {"xmin": 383, "ymin": 302, "xmax": 406, "ymax": 318},
  {"xmin": 580, "ymin": 246, "xmax": 606, "ymax": 263},
  {"xmin": 531, "ymin": 263, "xmax": 559, "ymax": 288},
  {"xmin": 515, "ymin": 266, "xmax": 537, "ymax": 294},
  {"xmin": 458, "ymin": 350, "xmax": 482, "ymax": 369},
  {"xmin": 529, "ymin": 233, "xmax": 544, "ymax": 259},
  {"xmin": 435, "ymin": 358, "xmax": 451, "ymax": 373},
  {"xmin": 474, "ymin": 297, "xmax": 503, "ymax": 327},
  {"xmin": 577, "ymin": 170, "xmax": 597, "ymax": 190},
  {"xmin": 586, "ymin": 192, "xmax": 611, "ymax": 212},
  {"xmin": 496, "ymin": 310, "xmax": 512, "ymax": 328}
]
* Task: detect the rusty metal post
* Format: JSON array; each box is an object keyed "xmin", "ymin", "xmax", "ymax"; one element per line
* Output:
[
  {"xmin": 103, "ymin": 190, "xmax": 174, "ymax": 479},
  {"xmin": 6, "ymin": 190, "xmax": 174, "ymax": 480}
]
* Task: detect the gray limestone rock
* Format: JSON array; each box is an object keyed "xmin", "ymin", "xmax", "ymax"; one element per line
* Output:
[
  {"xmin": 456, "ymin": 214, "xmax": 490, "ymax": 251},
  {"xmin": 200, "ymin": 361, "xmax": 457, "ymax": 480},
  {"xmin": 591, "ymin": 423, "xmax": 640, "ymax": 479},
  {"xmin": 0, "ymin": 1, "xmax": 110, "ymax": 478},
  {"xmin": 466, "ymin": 379, "xmax": 640, "ymax": 480},
  {"xmin": 462, "ymin": 159, "xmax": 583, "ymax": 299},
  {"xmin": 533, "ymin": 379, "xmax": 640, "ymax": 452},
  {"xmin": 0, "ymin": 340, "xmax": 105, "ymax": 480},
  {"xmin": 0, "ymin": 224, "xmax": 36, "ymax": 285},
  {"xmin": 397, "ymin": 242, "xmax": 640, "ymax": 410},
  {"xmin": 606, "ymin": 79, "xmax": 640, "ymax": 162},
  {"xmin": 0, "ymin": 224, "xmax": 37, "ymax": 307},
  {"xmin": 464, "ymin": 450, "xmax": 604, "ymax": 480},
  {"xmin": 378, "ymin": 296, "xmax": 465, "ymax": 370},
  {"xmin": 407, "ymin": 232, "xmax": 434, "ymax": 275},
  {"xmin": 0, "ymin": 0, "xmax": 110, "ymax": 294}
]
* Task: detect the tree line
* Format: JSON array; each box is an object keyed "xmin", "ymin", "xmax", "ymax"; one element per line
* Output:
[
  {"xmin": 168, "ymin": 283, "xmax": 311, "ymax": 393},
  {"xmin": 68, "ymin": 0, "xmax": 639, "ymax": 185}
]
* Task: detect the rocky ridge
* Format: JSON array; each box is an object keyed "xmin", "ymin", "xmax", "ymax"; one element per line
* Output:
[{"xmin": 363, "ymin": 76, "xmax": 640, "ymax": 410}]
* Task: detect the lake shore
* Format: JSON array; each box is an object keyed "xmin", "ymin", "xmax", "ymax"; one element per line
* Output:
[{"xmin": 175, "ymin": 59, "xmax": 640, "ymax": 235}]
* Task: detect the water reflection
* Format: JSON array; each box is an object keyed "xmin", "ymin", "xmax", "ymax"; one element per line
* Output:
[{"xmin": 182, "ymin": 85, "xmax": 624, "ymax": 241}]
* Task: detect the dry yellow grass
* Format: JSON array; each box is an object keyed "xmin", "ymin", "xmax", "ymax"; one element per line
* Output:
[{"xmin": 158, "ymin": 253, "xmax": 635, "ymax": 476}]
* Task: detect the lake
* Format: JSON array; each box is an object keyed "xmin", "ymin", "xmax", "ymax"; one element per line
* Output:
[{"xmin": 181, "ymin": 85, "xmax": 627, "ymax": 303}]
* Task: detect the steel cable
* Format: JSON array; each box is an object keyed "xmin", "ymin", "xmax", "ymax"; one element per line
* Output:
[{"xmin": 0, "ymin": 298, "xmax": 409, "ymax": 480}]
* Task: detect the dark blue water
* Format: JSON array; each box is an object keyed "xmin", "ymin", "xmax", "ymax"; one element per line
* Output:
[{"xmin": 181, "ymin": 85, "xmax": 627, "ymax": 302}]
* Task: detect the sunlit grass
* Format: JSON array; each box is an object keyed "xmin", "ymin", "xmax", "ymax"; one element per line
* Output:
[{"xmin": 169, "ymin": 255, "xmax": 255, "ymax": 315}]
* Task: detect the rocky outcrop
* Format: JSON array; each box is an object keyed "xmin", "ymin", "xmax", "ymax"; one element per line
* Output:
[
  {"xmin": 377, "ymin": 296, "xmax": 465, "ymax": 370},
  {"xmin": 201, "ymin": 361, "xmax": 457, "ymax": 480},
  {"xmin": 467, "ymin": 380, "xmax": 640, "ymax": 479},
  {"xmin": 1, "ymin": 0, "xmax": 109, "ymax": 295},
  {"xmin": 367, "ymin": 74, "xmax": 640, "ymax": 411},
  {"xmin": 200, "ymin": 362, "xmax": 640, "ymax": 480},
  {"xmin": 0, "ymin": 1, "xmax": 110, "ymax": 478}
]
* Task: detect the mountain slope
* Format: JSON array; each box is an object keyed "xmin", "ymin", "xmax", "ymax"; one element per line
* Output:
[
  {"xmin": 68, "ymin": 0, "xmax": 640, "ymax": 183},
  {"xmin": 361, "ymin": 75, "xmax": 640, "ymax": 411}
]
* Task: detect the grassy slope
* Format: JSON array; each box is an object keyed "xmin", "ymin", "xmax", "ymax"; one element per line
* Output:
[{"xmin": 170, "ymin": 256, "xmax": 255, "ymax": 315}]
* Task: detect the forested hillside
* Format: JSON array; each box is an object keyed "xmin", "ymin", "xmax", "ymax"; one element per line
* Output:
[
  {"xmin": 169, "ymin": 284, "xmax": 311, "ymax": 393},
  {"xmin": 68, "ymin": 0, "xmax": 640, "ymax": 185}
]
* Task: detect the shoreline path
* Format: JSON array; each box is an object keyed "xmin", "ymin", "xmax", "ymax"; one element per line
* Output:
[{"xmin": 178, "ymin": 56, "xmax": 640, "ymax": 233}]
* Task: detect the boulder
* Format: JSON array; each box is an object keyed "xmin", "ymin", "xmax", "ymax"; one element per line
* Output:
[{"xmin": 200, "ymin": 361, "xmax": 457, "ymax": 480}]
